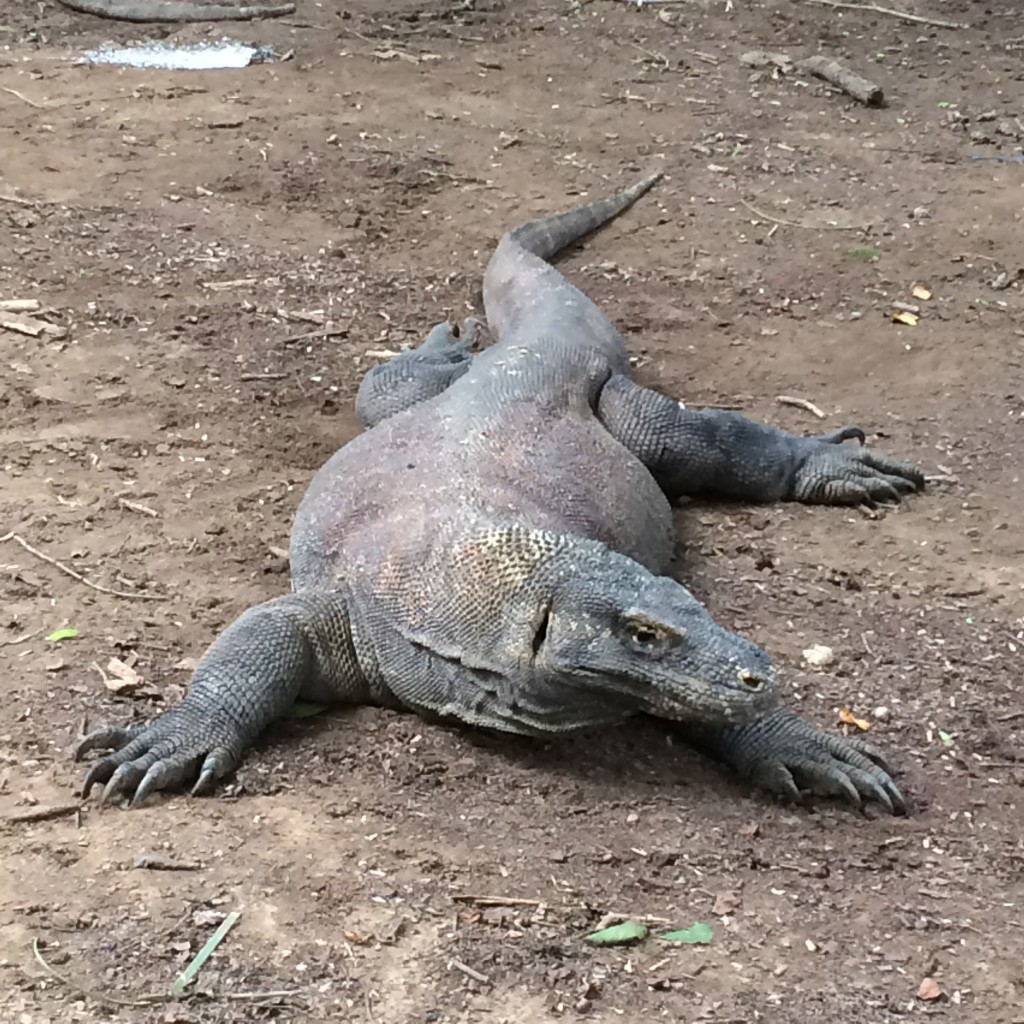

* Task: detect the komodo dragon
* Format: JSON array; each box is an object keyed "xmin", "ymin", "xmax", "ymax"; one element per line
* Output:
[{"xmin": 75, "ymin": 172, "xmax": 925, "ymax": 813}]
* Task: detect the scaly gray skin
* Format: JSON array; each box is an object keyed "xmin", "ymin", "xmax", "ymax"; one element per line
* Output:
[
  {"xmin": 58, "ymin": 0, "xmax": 295, "ymax": 23},
  {"xmin": 75, "ymin": 172, "xmax": 924, "ymax": 813}
]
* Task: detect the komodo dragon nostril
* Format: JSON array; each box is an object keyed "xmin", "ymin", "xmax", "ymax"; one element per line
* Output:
[{"xmin": 738, "ymin": 669, "xmax": 764, "ymax": 692}]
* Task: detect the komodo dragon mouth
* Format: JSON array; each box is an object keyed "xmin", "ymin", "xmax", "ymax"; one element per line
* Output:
[{"xmin": 75, "ymin": 172, "xmax": 921, "ymax": 816}]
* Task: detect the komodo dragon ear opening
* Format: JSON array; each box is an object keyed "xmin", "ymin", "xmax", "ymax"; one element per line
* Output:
[{"xmin": 619, "ymin": 610, "xmax": 687, "ymax": 651}]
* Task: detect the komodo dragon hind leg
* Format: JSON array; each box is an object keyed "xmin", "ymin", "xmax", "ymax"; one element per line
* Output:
[
  {"xmin": 596, "ymin": 374, "xmax": 925, "ymax": 506},
  {"xmin": 355, "ymin": 317, "xmax": 485, "ymax": 429}
]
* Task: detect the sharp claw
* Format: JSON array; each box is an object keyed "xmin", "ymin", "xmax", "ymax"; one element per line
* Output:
[
  {"xmin": 73, "ymin": 724, "xmax": 141, "ymax": 761},
  {"xmin": 101, "ymin": 761, "xmax": 145, "ymax": 806},
  {"xmin": 82, "ymin": 758, "xmax": 116, "ymax": 798},
  {"xmin": 819, "ymin": 425, "xmax": 867, "ymax": 446}
]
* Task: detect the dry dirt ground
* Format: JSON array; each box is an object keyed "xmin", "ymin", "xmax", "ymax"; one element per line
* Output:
[{"xmin": 1, "ymin": 0, "xmax": 1023, "ymax": 1021}]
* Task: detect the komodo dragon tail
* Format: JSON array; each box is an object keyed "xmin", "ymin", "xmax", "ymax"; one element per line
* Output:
[{"xmin": 506, "ymin": 171, "xmax": 662, "ymax": 260}]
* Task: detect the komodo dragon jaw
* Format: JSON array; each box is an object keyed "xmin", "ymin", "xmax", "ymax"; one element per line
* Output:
[{"xmin": 74, "ymin": 169, "xmax": 922, "ymax": 814}]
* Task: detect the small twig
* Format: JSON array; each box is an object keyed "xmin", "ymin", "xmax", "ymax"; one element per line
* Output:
[
  {"xmin": 2, "ymin": 87, "xmax": 54, "ymax": 109},
  {"xmin": 118, "ymin": 498, "xmax": 159, "ymax": 518},
  {"xmin": 996, "ymin": 710, "xmax": 1024, "ymax": 722},
  {"xmin": 451, "ymin": 894, "xmax": 542, "ymax": 907},
  {"xmin": 240, "ymin": 372, "xmax": 287, "ymax": 381},
  {"xmin": 739, "ymin": 198, "xmax": 865, "ymax": 231},
  {"xmin": 280, "ymin": 327, "xmax": 349, "ymax": 346},
  {"xmin": 5, "ymin": 802, "xmax": 82, "ymax": 824},
  {"xmin": 776, "ymin": 395, "xmax": 827, "ymax": 419},
  {"xmin": 449, "ymin": 959, "xmax": 491, "ymax": 985},
  {"xmin": 33, "ymin": 939, "xmax": 164, "ymax": 1008},
  {"xmin": 1, "ymin": 626, "xmax": 44, "ymax": 647},
  {"xmin": 0, "ymin": 193, "xmax": 39, "ymax": 207},
  {"xmin": 805, "ymin": 0, "xmax": 969, "ymax": 30},
  {"xmin": 1, "ymin": 532, "xmax": 168, "ymax": 601}
]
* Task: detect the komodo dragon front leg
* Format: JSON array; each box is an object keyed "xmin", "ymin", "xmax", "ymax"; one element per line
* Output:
[
  {"xmin": 597, "ymin": 373, "xmax": 923, "ymax": 812},
  {"xmin": 75, "ymin": 591, "xmax": 373, "ymax": 807},
  {"xmin": 355, "ymin": 318, "xmax": 484, "ymax": 429}
]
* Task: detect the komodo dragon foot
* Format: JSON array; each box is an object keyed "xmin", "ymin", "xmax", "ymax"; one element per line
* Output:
[
  {"xmin": 356, "ymin": 317, "xmax": 486, "ymax": 429},
  {"xmin": 681, "ymin": 709, "xmax": 906, "ymax": 814},
  {"xmin": 790, "ymin": 426, "xmax": 925, "ymax": 506}
]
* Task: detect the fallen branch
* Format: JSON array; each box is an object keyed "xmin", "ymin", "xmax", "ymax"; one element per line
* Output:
[
  {"xmin": 804, "ymin": 0, "xmax": 969, "ymax": 30},
  {"xmin": 741, "ymin": 49, "xmax": 885, "ymax": 107},
  {"xmin": 1, "ymin": 532, "xmax": 168, "ymax": 601},
  {"xmin": 776, "ymin": 395, "xmax": 827, "ymax": 419},
  {"xmin": 57, "ymin": 0, "xmax": 296, "ymax": 22},
  {"xmin": 797, "ymin": 54, "xmax": 885, "ymax": 107}
]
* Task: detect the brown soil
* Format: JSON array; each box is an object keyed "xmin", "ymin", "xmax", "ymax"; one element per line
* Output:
[{"xmin": 2, "ymin": 1, "xmax": 1022, "ymax": 1021}]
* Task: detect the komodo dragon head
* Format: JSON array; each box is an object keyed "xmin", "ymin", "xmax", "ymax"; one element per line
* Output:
[
  {"xmin": 393, "ymin": 524, "xmax": 778, "ymax": 730},
  {"xmin": 531, "ymin": 554, "xmax": 778, "ymax": 727}
]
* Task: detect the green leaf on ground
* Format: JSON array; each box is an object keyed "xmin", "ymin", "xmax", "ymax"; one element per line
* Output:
[
  {"xmin": 662, "ymin": 921, "xmax": 714, "ymax": 944},
  {"xmin": 843, "ymin": 246, "xmax": 880, "ymax": 261},
  {"xmin": 45, "ymin": 627, "xmax": 79, "ymax": 643},
  {"xmin": 584, "ymin": 920, "xmax": 648, "ymax": 946}
]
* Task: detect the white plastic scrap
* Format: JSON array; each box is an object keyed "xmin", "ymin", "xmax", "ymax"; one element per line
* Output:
[{"xmin": 80, "ymin": 39, "xmax": 276, "ymax": 71}]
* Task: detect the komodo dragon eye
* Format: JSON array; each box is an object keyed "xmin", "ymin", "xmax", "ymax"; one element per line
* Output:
[{"xmin": 623, "ymin": 616, "xmax": 685, "ymax": 651}]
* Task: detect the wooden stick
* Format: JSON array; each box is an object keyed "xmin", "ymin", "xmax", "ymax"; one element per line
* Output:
[
  {"xmin": 5, "ymin": 803, "xmax": 82, "ymax": 824},
  {"xmin": 451, "ymin": 894, "xmax": 542, "ymax": 907},
  {"xmin": 776, "ymin": 395, "xmax": 827, "ymax": 419},
  {"xmin": 1, "ymin": 532, "xmax": 168, "ymax": 601},
  {"xmin": 796, "ymin": 55, "xmax": 885, "ymax": 107},
  {"xmin": 805, "ymin": 0, "xmax": 969, "ymax": 30},
  {"xmin": 58, "ymin": 0, "xmax": 296, "ymax": 23},
  {"xmin": 449, "ymin": 959, "xmax": 490, "ymax": 984},
  {"xmin": 1, "ymin": 627, "xmax": 44, "ymax": 647}
]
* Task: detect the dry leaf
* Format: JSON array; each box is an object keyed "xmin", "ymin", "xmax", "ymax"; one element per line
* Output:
[
  {"xmin": 711, "ymin": 891, "xmax": 741, "ymax": 916},
  {"xmin": 912, "ymin": 284, "xmax": 932, "ymax": 300},
  {"xmin": 892, "ymin": 311, "xmax": 919, "ymax": 326},
  {"xmin": 838, "ymin": 707, "xmax": 872, "ymax": 732},
  {"xmin": 917, "ymin": 977, "xmax": 943, "ymax": 1001},
  {"xmin": 105, "ymin": 656, "xmax": 143, "ymax": 692}
]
